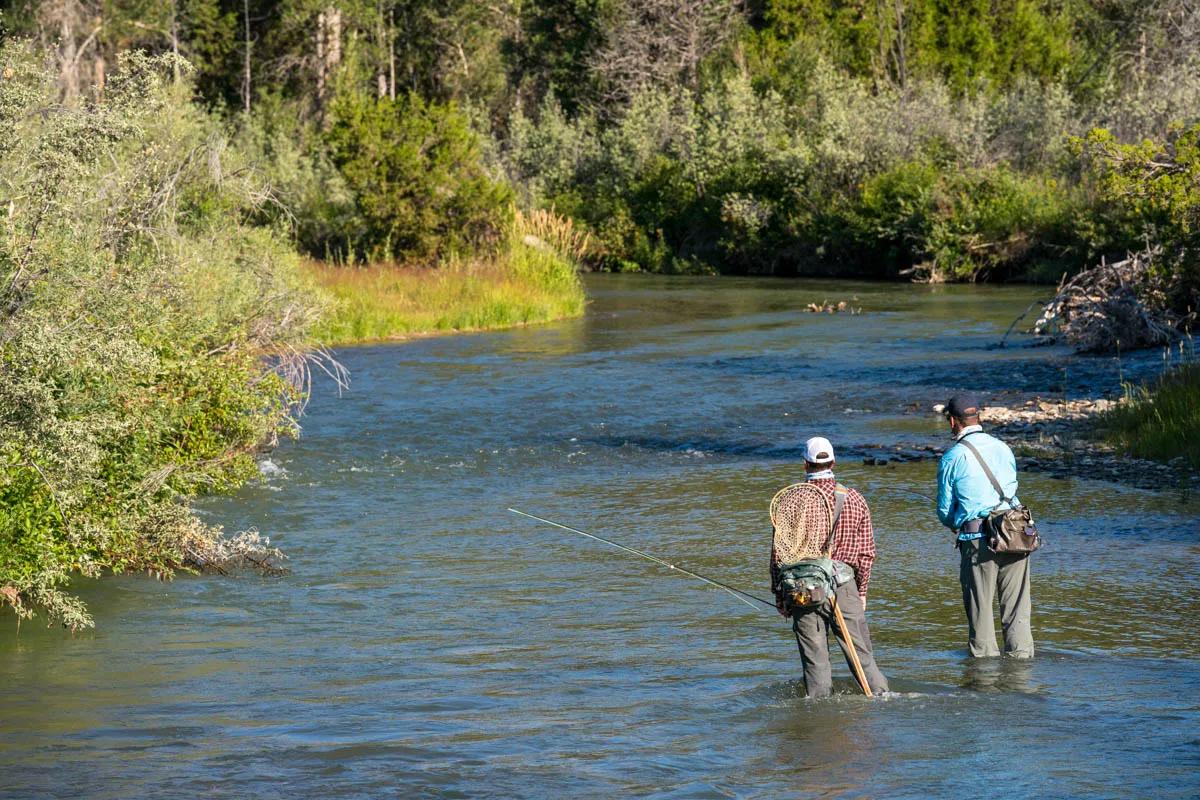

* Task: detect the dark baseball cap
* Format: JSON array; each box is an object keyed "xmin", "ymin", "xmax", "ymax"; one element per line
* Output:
[{"xmin": 944, "ymin": 394, "xmax": 983, "ymax": 419}]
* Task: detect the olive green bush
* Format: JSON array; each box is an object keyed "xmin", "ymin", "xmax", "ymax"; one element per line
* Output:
[
  {"xmin": 0, "ymin": 48, "xmax": 325, "ymax": 627},
  {"xmin": 325, "ymin": 89, "xmax": 514, "ymax": 262},
  {"xmin": 1076, "ymin": 125, "xmax": 1200, "ymax": 302}
]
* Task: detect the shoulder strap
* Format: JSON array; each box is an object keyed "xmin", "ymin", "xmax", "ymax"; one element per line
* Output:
[
  {"xmin": 957, "ymin": 435, "xmax": 1011, "ymax": 505},
  {"xmin": 823, "ymin": 484, "xmax": 849, "ymax": 553}
]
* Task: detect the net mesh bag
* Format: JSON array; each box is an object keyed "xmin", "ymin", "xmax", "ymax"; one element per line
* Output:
[{"xmin": 770, "ymin": 483, "xmax": 834, "ymax": 565}]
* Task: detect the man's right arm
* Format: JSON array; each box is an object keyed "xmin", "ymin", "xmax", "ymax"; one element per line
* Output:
[
  {"xmin": 769, "ymin": 543, "xmax": 789, "ymax": 617},
  {"xmin": 936, "ymin": 452, "xmax": 957, "ymax": 528}
]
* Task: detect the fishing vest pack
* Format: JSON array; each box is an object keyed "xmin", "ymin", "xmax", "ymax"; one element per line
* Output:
[{"xmin": 775, "ymin": 484, "xmax": 854, "ymax": 611}]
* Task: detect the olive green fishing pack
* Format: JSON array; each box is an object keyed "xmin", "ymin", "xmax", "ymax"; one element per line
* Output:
[{"xmin": 773, "ymin": 484, "xmax": 853, "ymax": 611}]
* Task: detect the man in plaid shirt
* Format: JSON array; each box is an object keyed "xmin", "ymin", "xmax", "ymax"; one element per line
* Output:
[{"xmin": 771, "ymin": 436, "xmax": 889, "ymax": 697}]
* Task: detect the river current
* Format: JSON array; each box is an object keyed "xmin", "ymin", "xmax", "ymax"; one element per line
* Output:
[{"xmin": 3, "ymin": 275, "xmax": 1198, "ymax": 799}]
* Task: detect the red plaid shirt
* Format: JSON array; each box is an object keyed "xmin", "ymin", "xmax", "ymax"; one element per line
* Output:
[{"xmin": 770, "ymin": 477, "xmax": 876, "ymax": 596}]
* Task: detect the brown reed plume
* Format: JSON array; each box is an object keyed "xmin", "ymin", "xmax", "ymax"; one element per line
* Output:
[{"xmin": 513, "ymin": 207, "xmax": 594, "ymax": 266}]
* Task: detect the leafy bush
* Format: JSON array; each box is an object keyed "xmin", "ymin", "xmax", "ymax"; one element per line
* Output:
[
  {"xmin": 1075, "ymin": 125, "xmax": 1200, "ymax": 307},
  {"xmin": 502, "ymin": 62, "xmax": 1097, "ymax": 278},
  {"xmin": 326, "ymin": 89, "xmax": 514, "ymax": 262},
  {"xmin": 235, "ymin": 94, "xmax": 358, "ymax": 261},
  {"xmin": 0, "ymin": 48, "xmax": 324, "ymax": 627}
]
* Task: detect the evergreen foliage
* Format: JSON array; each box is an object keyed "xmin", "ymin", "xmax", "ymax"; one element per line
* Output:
[{"xmin": 326, "ymin": 89, "xmax": 513, "ymax": 261}]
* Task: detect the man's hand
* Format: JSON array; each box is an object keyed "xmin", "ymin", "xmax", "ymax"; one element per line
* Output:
[
  {"xmin": 776, "ymin": 599, "xmax": 791, "ymax": 619},
  {"xmin": 860, "ymin": 594, "xmax": 868, "ymax": 611}
]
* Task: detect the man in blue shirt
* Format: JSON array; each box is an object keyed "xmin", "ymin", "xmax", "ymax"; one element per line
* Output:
[{"xmin": 936, "ymin": 394, "xmax": 1034, "ymax": 659}]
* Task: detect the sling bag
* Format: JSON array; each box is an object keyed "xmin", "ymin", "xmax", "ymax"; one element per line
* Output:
[{"xmin": 958, "ymin": 436, "xmax": 1042, "ymax": 555}]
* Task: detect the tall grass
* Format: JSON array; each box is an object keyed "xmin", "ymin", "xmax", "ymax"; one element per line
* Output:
[
  {"xmin": 1101, "ymin": 363, "xmax": 1200, "ymax": 469},
  {"xmin": 308, "ymin": 224, "xmax": 585, "ymax": 344}
]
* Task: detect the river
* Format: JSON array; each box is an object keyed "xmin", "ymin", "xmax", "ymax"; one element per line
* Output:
[{"xmin": 2, "ymin": 275, "xmax": 1198, "ymax": 799}]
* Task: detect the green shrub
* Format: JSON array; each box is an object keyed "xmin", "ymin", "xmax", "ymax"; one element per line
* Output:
[
  {"xmin": 326, "ymin": 89, "xmax": 514, "ymax": 262},
  {"xmin": 1075, "ymin": 125, "xmax": 1200, "ymax": 307},
  {"xmin": 236, "ymin": 94, "xmax": 358, "ymax": 261},
  {"xmin": 502, "ymin": 64, "xmax": 1099, "ymax": 279},
  {"xmin": 927, "ymin": 169, "xmax": 1078, "ymax": 280},
  {"xmin": 844, "ymin": 160, "xmax": 941, "ymax": 274},
  {"xmin": 0, "ymin": 48, "xmax": 324, "ymax": 627}
]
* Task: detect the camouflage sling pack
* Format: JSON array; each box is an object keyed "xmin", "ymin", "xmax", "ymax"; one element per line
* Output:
[{"xmin": 771, "ymin": 483, "xmax": 853, "ymax": 611}]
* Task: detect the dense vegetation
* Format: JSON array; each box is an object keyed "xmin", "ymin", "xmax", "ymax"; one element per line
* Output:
[
  {"xmin": 5, "ymin": 0, "xmax": 1199, "ymax": 286},
  {"xmin": 0, "ymin": 48, "xmax": 324, "ymax": 626},
  {"xmin": 1101, "ymin": 362, "xmax": 1200, "ymax": 470}
]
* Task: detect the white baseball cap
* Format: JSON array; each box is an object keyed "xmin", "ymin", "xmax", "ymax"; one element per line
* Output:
[{"xmin": 804, "ymin": 436, "xmax": 835, "ymax": 464}]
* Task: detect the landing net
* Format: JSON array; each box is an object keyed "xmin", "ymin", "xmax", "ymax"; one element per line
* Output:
[{"xmin": 769, "ymin": 483, "xmax": 834, "ymax": 564}]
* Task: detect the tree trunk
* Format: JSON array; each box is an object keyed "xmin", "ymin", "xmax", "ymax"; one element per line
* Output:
[
  {"xmin": 374, "ymin": 2, "xmax": 389, "ymax": 99},
  {"xmin": 388, "ymin": 6, "xmax": 396, "ymax": 101},
  {"xmin": 242, "ymin": 0, "xmax": 252, "ymax": 113},
  {"xmin": 171, "ymin": 0, "xmax": 180, "ymax": 85},
  {"xmin": 316, "ymin": 10, "xmax": 327, "ymax": 107},
  {"xmin": 892, "ymin": 0, "xmax": 907, "ymax": 90},
  {"xmin": 59, "ymin": 15, "xmax": 79, "ymax": 103},
  {"xmin": 316, "ymin": 6, "xmax": 342, "ymax": 121},
  {"xmin": 93, "ymin": 54, "xmax": 106, "ymax": 98}
]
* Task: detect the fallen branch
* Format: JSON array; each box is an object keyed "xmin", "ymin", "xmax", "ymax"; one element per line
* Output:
[{"xmin": 998, "ymin": 298, "xmax": 1050, "ymax": 348}]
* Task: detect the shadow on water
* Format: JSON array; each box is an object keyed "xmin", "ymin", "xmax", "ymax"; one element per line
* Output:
[{"xmin": 579, "ymin": 433, "xmax": 804, "ymax": 460}]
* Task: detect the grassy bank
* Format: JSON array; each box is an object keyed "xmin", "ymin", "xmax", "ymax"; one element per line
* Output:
[
  {"xmin": 1100, "ymin": 363, "xmax": 1200, "ymax": 469},
  {"xmin": 308, "ymin": 238, "xmax": 585, "ymax": 345}
]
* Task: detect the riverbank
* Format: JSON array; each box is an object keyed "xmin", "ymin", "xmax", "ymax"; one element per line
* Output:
[
  {"xmin": 1099, "ymin": 364, "xmax": 1200, "ymax": 468},
  {"xmin": 0, "ymin": 52, "xmax": 322, "ymax": 629},
  {"xmin": 985, "ymin": 391, "xmax": 1198, "ymax": 493},
  {"xmin": 860, "ymin": 386, "xmax": 1199, "ymax": 495},
  {"xmin": 306, "ymin": 242, "xmax": 585, "ymax": 345}
]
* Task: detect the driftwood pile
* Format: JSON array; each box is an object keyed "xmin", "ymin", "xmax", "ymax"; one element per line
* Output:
[
  {"xmin": 1033, "ymin": 248, "xmax": 1194, "ymax": 351},
  {"xmin": 804, "ymin": 299, "xmax": 862, "ymax": 314}
]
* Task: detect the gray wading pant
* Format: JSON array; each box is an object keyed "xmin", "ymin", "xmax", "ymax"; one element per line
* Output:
[
  {"xmin": 958, "ymin": 538, "xmax": 1034, "ymax": 658},
  {"xmin": 792, "ymin": 578, "xmax": 889, "ymax": 697}
]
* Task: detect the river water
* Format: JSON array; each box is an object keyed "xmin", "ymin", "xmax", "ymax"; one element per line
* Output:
[{"xmin": 3, "ymin": 275, "xmax": 1199, "ymax": 799}]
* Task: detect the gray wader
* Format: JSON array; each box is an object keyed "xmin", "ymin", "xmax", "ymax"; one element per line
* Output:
[
  {"xmin": 958, "ymin": 538, "xmax": 1034, "ymax": 658},
  {"xmin": 791, "ymin": 578, "xmax": 889, "ymax": 697}
]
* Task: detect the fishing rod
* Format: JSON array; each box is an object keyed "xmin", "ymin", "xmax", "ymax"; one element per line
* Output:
[
  {"xmin": 508, "ymin": 508, "xmax": 776, "ymax": 612},
  {"xmin": 874, "ymin": 487, "xmax": 936, "ymax": 503}
]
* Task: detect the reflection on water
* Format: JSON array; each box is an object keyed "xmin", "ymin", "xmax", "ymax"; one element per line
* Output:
[
  {"xmin": 959, "ymin": 656, "xmax": 1038, "ymax": 693},
  {"xmin": 1, "ymin": 274, "xmax": 1197, "ymax": 799}
]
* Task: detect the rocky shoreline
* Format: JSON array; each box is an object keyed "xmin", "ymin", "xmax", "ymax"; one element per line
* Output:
[
  {"xmin": 855, "ymin": 397, "xmax": 1197, "ymax": 496},
  {"xmin": 984, "ymin": 397, "xmax": 1195, "ymax": 494}
]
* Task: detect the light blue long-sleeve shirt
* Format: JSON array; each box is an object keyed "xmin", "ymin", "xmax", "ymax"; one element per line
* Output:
[{"xmin": 936, "ymin": 428, "xmax": 1019, "ymax": 538}]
